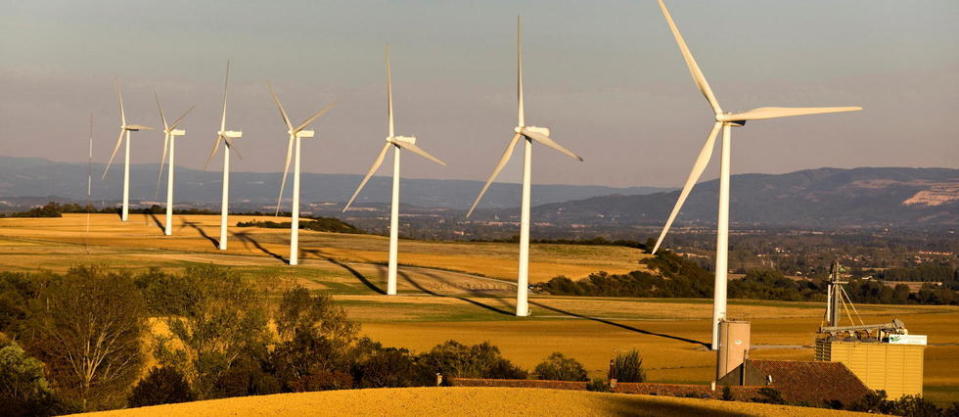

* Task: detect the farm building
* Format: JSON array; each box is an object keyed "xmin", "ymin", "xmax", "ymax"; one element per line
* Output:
[{"xmin": 717, "ymin": 359, "xmax": 871, "ymax": 407}]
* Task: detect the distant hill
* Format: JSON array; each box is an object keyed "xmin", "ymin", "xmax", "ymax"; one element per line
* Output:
[
  {"xmin": 522, "ymin": 167, "xmax": 959, "ymax": 228},
  {"xmin": 0, "ymin": 156, "xmax": 667, "ymax": 211}
]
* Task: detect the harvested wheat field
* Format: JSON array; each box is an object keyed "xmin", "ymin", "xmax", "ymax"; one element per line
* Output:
[
  {"xmin": 69, "ymin": 387, "xmax": 871, "ymax": 417},
  {"xmin": 3, "ymin": 214, "xmax": 958, "ymax": 404}
]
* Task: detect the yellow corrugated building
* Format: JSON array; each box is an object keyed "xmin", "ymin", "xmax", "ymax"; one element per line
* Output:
[{"xmin": 815, "ymin": 339, "xmax": 924, "ymax": 399}]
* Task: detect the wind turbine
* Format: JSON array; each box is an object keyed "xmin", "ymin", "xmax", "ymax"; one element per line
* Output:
[
  {"xmin": 651, "ymin": 0, "xmax": 862, "ymax": 350},
  {"xmin": 467, "ymin": 17, "xmax": 584, "ymax": 317},
  {"xmin": 268, "ymin": 83, "xmax": 336, "ymax": 266},
  {"xmin": 205, "ymin": 61, "xmax": 244, "ymax": 251},
  {"xmin": 102, "ymin": 80, "xmax": 152, "ymax": 222},
  {"xmin": 343, "ymin": 45, "xmax": 447, "ymax": 296},
  {"xmin": 153, "ymin": 91, "xmax": 194, "ymax": 236}
]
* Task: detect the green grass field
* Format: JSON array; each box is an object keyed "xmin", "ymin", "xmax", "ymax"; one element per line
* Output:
[{"xmin": 2, "ymin": 213, "xmax": 957, "ymax": 405}]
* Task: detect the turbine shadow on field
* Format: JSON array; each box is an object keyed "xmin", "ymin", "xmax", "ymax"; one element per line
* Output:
[
  {"xmin": 529, "ymin": 301, "xmax": 710, "ymax": 348},
  {"xmin": 399, "ymin": 270, "xmax": 513, "ymax": 316},
  {"xmin": 605, "ymin": 396, "xmax": 749, "ymax": 417},
  {"xmin": 183, "ymin": 220, "xmax": 219, "ymax": 248},
  {"xmin": 233, "ymin": 231, "xmax": 287, "ymax": 263},
  {"xmin": 302, "ymin": 249, "xmax": 387, "ymax": 295},
  {"xmin": 146, "ymin": 212, "xmax": 164, "ymax": 233}
]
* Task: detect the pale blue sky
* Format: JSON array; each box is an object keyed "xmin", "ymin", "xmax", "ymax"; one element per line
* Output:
[{"xmin": 1, "ymin": 0, "xmax": 957, "ymax": 186}]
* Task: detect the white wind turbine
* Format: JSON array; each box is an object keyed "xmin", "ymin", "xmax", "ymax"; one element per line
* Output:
[
  {"xmin": 154, "ymin": 91, "xmax": 194, "ymax": 236},
  {"xmin": 102, "ymin": 80, "xmax": 152, "ymax": 222},
  {"xmin": 268, "ymin": 83, "xmax": 336, "ymax": 266},
  {"xmin": 651, "ymin": 0, "xmax": 862, "ymax": 350},
  {"xmin": 343, "ymin": 45, "xmax": 447, "ymax": 296},
  {"xmin": 467, "ymin": 16, "xmax": 584, "ymax": 317},
  {"xmin": 205, "ymin": 61, "xmax": 244, "ymax": 251}
]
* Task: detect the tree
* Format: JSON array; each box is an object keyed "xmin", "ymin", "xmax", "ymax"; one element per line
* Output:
[
  {"xmin": 351, "ymin": 338, "xmax": 432, "ymax": 388},
  {"xmin": 272, "ymin": 287, "xmax": 359, "ymax": 392},
  {"xmin": 22, "ymin": 266, "xmax": 146, "ymax": 411},
  {"xmin": 534, "ymin": 352, "xmax": 588, "ymax": 381},
  {"xmin": 0, "ymin": 337, "xmax": 62, "ymax": 416},
  {"xmin": 155, "ymin": 265, "xmax": 271, "ymax": 399},
  {"xmin": 128, "ymin": 367, "xmax": 195, "ymax": 407},
  {"xmin": 418, "ymin": 340, "xmax": 526, "ymax": 380},
  {"xmin": 609, "ymin": 350, "xmax": 645, "ymax": 383}
]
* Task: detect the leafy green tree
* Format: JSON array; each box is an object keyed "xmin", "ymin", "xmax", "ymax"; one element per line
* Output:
[
  {"xmin": 22, "ymin": 266, "xmax": 146, "ymax": 411},
  {"xmin": 350, "ymin": 338, "xmax": 433, "ymax": 388},
  {"xmin": 155, "ymin": 265, "xmax": 271, "ymax": 399},
  {"xmin": 0, "ymin": 337, "xmax": 62, "ymax": 416},
  {"xmin": 272, "ymin": 287, "xmax": 360, "ymax": 392},
  {"xmin": 418, "ymin": 340, "xmax": 527, "ymax": 380},
  {"xmin": 128, "ymin": 367, "xmax": 195, "ymax": 407},
  {"xmin": 534, "ymin": 352, "xmax": 588, "ymax": 381}
]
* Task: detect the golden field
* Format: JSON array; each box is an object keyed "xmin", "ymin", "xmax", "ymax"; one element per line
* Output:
[
  {"xmin": 68, "ymin": 387, "xmax": 873, "ymax": 417},
  {"xmin": 2, "ymin": 213, "xmax": 958, "ymax": 405}
]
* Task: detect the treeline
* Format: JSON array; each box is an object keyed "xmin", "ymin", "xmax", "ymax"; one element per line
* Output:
[
  {"xmin": 474, "ymin": 236, "xmax": 649, "ymax": 250},
  {"xmin": 535, "ymin": 252, "xmax": 959, "ymax": 306},
  {"xmin": 237, "ymin": 216, "xmax": 363, "ymax": 234},
  {"xmin": 876, "ymin": 263, "xmax": 959, "ymax": 284},
  {"xmin": 0, "ymin": 265, "xmax": 607, "ymax": 415}
]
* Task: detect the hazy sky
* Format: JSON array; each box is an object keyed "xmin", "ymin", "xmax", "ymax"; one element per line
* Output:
[{"xmin": 1, "ymin": 0, "xmax": 957, "ymax": 187}]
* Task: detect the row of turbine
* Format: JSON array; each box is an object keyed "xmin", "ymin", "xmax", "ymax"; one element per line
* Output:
[{"xmin": 99, "ymin": 1, "xmax": 862, "ymax": 351}]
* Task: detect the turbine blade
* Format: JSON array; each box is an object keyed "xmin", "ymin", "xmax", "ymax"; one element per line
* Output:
[
  {"xmin": 386, "ymin": 44, "xmax": 394, "ymax": 137},
  {"xmin": 521, "ymin": 129, "xmax": 583, "ymax": 161},
  {"xmin": 156, "ymin": 133, "xmax": 170, "ymax": 196},
  {"xmin": 102, "ymin": 128, "xmax": 126, "ymax": 179},
  {"xmin": 267, "ymin": 82, "xmax": 293, "ymax": 131},
  {"xmin": 394, "ymin": 141, "xmax": 447, "ymax": 166},
  {"xmin": 294, "ymin": 101, "xmax": 337, "ymax": 133},
  {"xmin": 204, "ymin": 135, "xmax": 224, "ymax": 170},
  {"xmin": 343, "ymin": 142, "xmax": 392, "ymax": 212},
  {"xmin": 170, "ymin": 105, "xmax": 195, "ymax": 130},
  {"xmin": 116, "ymin": 79, "xmax": 126, "ymax": 126},
  {"xmin": 275, "ymin": 135, "xmax": 295, "ymax": 215},
  {"xmin": 154, "ymin": 90, "xmax": 168, "ymax": 131},
  {"xmin": 517, "ymin": 15, "xmax": 524, "ymax": 126},
  {"xmin": 220, "ymin": 60, "xmax": 230, "ymax": 132},
  {"xmin": 726, "ymin": 106, "xmax": 862, "ymax": 122},
  {"xmin": 651, "ymin": 122, "xmax": 722, "ymax": 254},
  {"xmin": 224, "ymin": 137, "xmax": 243, "ymax": 160},
  {"xmin": 466, "ymin": 133, "xmax": 522, "ymax": 218},
  {"xmin": 656, "ymin": 0, "xmax": 722, "ymax": 115}
]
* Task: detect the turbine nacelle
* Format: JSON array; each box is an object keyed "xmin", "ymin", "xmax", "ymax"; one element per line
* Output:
[
  {"xmin": 714, "ymin": 113, "xmax": 746, "ymax": 126},
  {"xmin": 294, "ymin": 129, "xmax": 315, "ymax": 139},
  {"xmin": 168, "ymin": 128, "xmax": 186, "ymax": 136},
  {"xmin": 123, "ymin": 124, "xmax": 153, "ymax": 132},
  {"xmin": 219, "ymin": 130, "xmax": 243, "ymax": 139},
  {"xmin": 516, "ymin": 126, "xmax": 550, "ymax": 137},
  {"xmin": 389, "ymin": 135, "xmax": 416, "ymax": 145}
]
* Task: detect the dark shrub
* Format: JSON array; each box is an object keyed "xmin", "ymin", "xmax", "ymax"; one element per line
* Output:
[
  {"xmin": 534, "ymin": 352, "xmax": 588, "ymax": 381},
  {"xmin": 351, "ymin": 338, "xmax": 432, "ymax": 388},
  {"xmin": 721, "ymin": 385, "xmax": 733, "ymax": 401},
  {"xmin": 754, "ymin": 387, "xmax": 785, "ymax": 404},
  {"xmin": 209, "ymin": 354, "xmax": 281, "ymax": 398},
  {"xmin": 609, "ymin": 350, "xmax": 645, "ymax": 383},
  {"xmin": 586, "ymin": 377, "xmax": 610, "ymax": 392},
  {"xmin": 0, "ymin": 339, "xmax": 63, "ymax": 417},
  {"xmin": 128, "ymin": 367, "xmax": 195, "ymax": 407},
  {"xmin": 418, "ymin": 340, "xmax": 527, "ymax": 379}
]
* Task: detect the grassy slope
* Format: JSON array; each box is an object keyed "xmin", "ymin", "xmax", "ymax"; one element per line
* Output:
[
  {"xmin": 2, "ymin": 214, "xmax": 957, "ymax": 404},
  {"xmin": 69, "ymin": 387, "xmax": 872, "ymax": 417}
]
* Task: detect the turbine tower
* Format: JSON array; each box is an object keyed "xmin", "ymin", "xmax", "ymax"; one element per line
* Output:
[
  {"xmin": 467, "ymin": 16, "xmax": 584, "ymax": 317},
  {"xmin": 651, "ymin": 0, "xmax": 862, "ymax": 350},
  {"xmin": 154, "ymin": 91, "xmax": 194, "ymax": 236},
  {"xmin": 103, "ymin": 80, "xmax": 152, "ymax": 221},
  {"xmin": 206, "ymin": 61, "xmax": 244, "ymax": 251},
  {"xmin": 343, "ymin": 45, "xmax": 447, "ymax": 296},
  {"xmin": 268, "ymin": 83, "xmax": 335, "ymax": 266}
]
